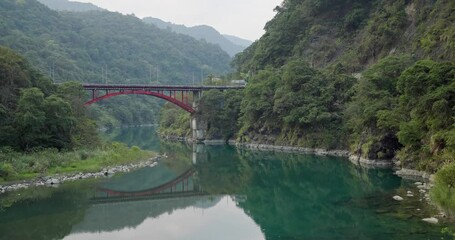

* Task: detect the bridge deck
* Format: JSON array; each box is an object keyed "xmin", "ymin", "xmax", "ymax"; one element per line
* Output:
[{"xmin": 82, "ymin": 83, "xmax": 245, "ymax": 91}]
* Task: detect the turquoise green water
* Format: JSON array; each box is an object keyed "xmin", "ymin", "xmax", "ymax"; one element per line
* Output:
[{"xmin": 0, "ymin": 126, "xmax": 452, "ymax": 239}]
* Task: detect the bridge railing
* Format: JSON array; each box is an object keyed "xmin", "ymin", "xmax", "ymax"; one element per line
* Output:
[{"xmin": 82, "ymin": 83, "xmax": 245, "ymax": 90}]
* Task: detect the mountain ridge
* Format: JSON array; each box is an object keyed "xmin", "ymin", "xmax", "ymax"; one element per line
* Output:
[
  {"xmin": 36, "ymin": 0, "xmax": 104, "ymax": 12},
  {"xmin": 0, "ymin": 0, "xmax": 231, "ymax": 84},
  {"xmin": 143, "ymin": 17, "xmax": 252, "ymax": 57}
]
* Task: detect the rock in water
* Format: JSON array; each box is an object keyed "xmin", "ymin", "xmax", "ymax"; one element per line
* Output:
[
  {"xmin": 46, "ymin": 178, "xmax": 60, "ymax": 185},
  {"xmin": 422, "ymin": 217, "xmax": 438, "ymax": 224},
  {"xmin": 393, "ymin": 195, "xmax": 404, "ymax": 201}
]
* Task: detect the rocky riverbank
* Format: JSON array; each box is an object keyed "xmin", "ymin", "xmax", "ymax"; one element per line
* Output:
[
  {"xmin": 0, "ymin": 156, "xmax": 162, "ymax": 194},
  {"xmin": 230, "ymin": 141, "xmax": 436, "ymax": 181},
  {"xmin": 230, "ymin": 141, "xmax": 350, "ymax": 157}
]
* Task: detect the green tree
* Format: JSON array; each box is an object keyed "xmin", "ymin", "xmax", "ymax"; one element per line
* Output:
[
  {"xmin": 43, "ymin": 95, "xmax": 76, "ymax": 149},
  {"xmin": 396, "ymin": 60, "xmax": 455, "ymax": 171},
  {"xmin": 15, "ymin": 88, "xmax": 47, "ymax": 150}
]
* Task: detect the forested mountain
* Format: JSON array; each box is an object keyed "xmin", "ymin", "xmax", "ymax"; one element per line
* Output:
[
  {"xmin": 37, "ymin": 0, "xmax": 104, "ymax": 12},
  {"xmin": 161, "ymin": 0, "xmax": 454, "ymax": 173},
  {"xmin": 0, "ymin": 0, "xmax": 230, "ymax": 84},
  {"xmin": 0, "ymin": 0, "xmax": 232, "ymax": 128},
  {"xmin": 143, "ymin": 17, "xmax": 251, "ymax": 57},
  {"xmin": 231, "ymin": 0, "xmax": 455, "ymax": 171},
  {"xmin": 233, "ymin": 0, "xmax": 454, "ymax": 72}
]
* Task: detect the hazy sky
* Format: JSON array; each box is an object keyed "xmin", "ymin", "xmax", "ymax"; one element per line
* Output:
[{"xmin": 77, "ymin": 0, "xmax": 283, "ymax": 41}]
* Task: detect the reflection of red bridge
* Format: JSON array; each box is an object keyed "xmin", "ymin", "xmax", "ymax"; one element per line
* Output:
[
  {"xmin": 83, "ymin": 84, "xmax": 245, "ymax": 113},
  {"xmin": 91, "ymin": 169, "xmax": 202, "ymax": 204}
]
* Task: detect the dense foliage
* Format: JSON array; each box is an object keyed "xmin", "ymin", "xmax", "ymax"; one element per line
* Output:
[
  {"xmin": 432, "ymin": 162, "xmax": 455, "ymax": 215},
  {"xmin": 0, "ymin": 0, "xmax": 232, "ymax": 128},
  {"xmin": 158, "ymin": 89, "xmax": 243, "ymax": 141},
  {"xmin": 0, "ymin": 47, "xmax": 98, "ymax": 151},
  {"xmin": 158, "ymin": 0, "xmax": 455, "ymax": 172},
  {"xmin": 158, "ymin": 104, "xmax": 191, "ymax": 139},
  {"xmin": 238, "ymin": 61, "xmax": 355, "ymax": 149},
  {"xmin": 232, "ymin": 0, "xmax": 454, "ymax": 73},
  {"xmin": 229, "ymin": 0, "xmax": 455, "ymax": 170},
  {"xmin": 0, "ymin": 48, "xmax": 158, "ymax": 182},
  {"xmin": 346, "ymin": 58, "xmax": 454, "ymax": 171},
  {"xmin": 197, "ymin": 90, "xmax": 243, "ymax": 140},
  {"xmin": 0, "ymin": 0, "xmax": 230, "ymax": 83}
]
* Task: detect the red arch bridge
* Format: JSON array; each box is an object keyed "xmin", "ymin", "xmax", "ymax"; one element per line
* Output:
[{"xmin": 83, "ymin": 83, "xmax": 245, "ymax": 114}]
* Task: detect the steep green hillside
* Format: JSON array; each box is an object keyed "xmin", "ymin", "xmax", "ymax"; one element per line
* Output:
[
  {"xmin": 0, "ymin": 0, "xmax": 231, "ymax": 84},
  {"xmin": 228, "ymin": 0, "xmax": 455, "ymax": 172},
  {"xmin": 0, "ymin": 0, "xmax": 231, "ymax": 128},
  {"xmin": 233, "ymin": 0, "xmax": 454, "ymax": 73},
  {"xmin": 169, "ymin": 0, "xmax": 454, "ymax": 173}
]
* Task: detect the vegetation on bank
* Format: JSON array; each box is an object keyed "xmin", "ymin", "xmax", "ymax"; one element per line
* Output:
[
  {"xmin": 0, "ymin": 142, "xmax": 154, "ymax": 182},
  {"xmin": 0, "ymin": 47, "xmax": 155, "ymax": 183},
  {"xmin": 158, "ymin": 104, "xmax": 191, "ymax": 139},
  {"xmin": 346, "ymin": 58, "xmax": 455, "ymax": 172},
  {"xmin": 0, "ymin": 47, "xmax": 98, "ymax": 151},
  {"xmin": 432, "ymin": 163, "xmax": 455, "ymax": 216},
  {"xmin": 159, "ymin": 0, "xmax": 454, "ymax": 175},
  {"xmin": 158, "ymin": 89, "xmax": 243, "ymax": 141},
  {"xmin": 0, "ymin": 0, "xmax": 232, "ymax": 129}
]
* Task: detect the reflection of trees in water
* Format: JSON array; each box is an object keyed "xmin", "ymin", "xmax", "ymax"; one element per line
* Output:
[
  {"xmin": 225, "ymin": 150, "xmax": 442, "ymax": 239},
  {"xmin": 0, "ymin": 182, "xmax": 96, "ymax": 240},
  {"xmin": 104, "ymin": 126, "xmax": 161, "ymax": 151},
  {"xmin": 0, "ymin": 141, "xmax": 445, "ymax": 240},
  {"xmin": 195, "ymin": 144, "xmax": 253, "ymax": 194}
]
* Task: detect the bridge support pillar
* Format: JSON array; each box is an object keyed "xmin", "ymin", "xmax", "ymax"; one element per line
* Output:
[
  {"xmin": 192, "ymin": 143, "xmax": 207, "ymax": 165},
  {"xmin": 190, "ymin": 90, "xmax": 206, "ymax": 143},
  {"xmin": 191, "ymin": 116, "xmax": 207, "ymax": 143}
]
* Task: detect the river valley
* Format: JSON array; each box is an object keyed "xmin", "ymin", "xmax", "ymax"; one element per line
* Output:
[{"xmin": 0, "ymin": 126, "xmax": 453, "ymax": 240}]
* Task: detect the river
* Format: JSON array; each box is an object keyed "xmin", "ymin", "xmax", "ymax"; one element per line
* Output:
[{"xmin": 0, "ymin": 126, "xmax": 452, "ymax": 239}]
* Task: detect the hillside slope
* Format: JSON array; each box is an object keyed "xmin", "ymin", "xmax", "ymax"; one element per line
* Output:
[
  {"xmin": 230, "ymin": 0, "xmax": 454, "ymax": 172},
  {"xmin": 0, "ymin": 0, "xmax": 231, "ymax": 84},
  {"xmin": 0, "ymin": 0, "xmax": 232, "ymax": 128},
  {"xmin": 37, "ymin": 0, "xmax": 104, "ymax": 12},
  {"xmin": 233, "ymin": 0, "xmax": 454, "ymax": 73},
  {"xmin": 143, "ymin": 17, "xmax": 251, "ymax": 57}
]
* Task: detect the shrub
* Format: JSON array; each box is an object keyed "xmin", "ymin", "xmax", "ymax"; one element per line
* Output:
[
  {"xmin": 431, "ymin": 163, "xmax": 455, "ymax": 215},
  {"xmin": 0, "ymin": 163, "xmax": 17, "ymax": 181}
]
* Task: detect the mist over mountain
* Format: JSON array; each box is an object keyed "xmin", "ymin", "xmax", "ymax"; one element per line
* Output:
[
  {"xmin": 222, "ymin": 34, "xmax": 253, "ymax": 48},
  {"xmin": 143, "ymin": 17, "xmax": 252, "ymax": 57},
  {"xmin": 37, "ymin": 0, "xmax": 104, "ymax": 12}
]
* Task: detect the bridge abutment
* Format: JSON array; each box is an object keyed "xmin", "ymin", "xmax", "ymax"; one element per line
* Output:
[
  {"xmin": 190, "ymin": 90, "xmax": 207, "ymax": 142},
  {"xmin": 191, "ymin": 116, "xmax": 207, "ymax": 143}
]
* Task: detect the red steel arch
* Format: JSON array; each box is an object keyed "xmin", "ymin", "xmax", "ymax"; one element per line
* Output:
[{"xmin": 84, "ymin": 90, "xmax": 195, "ymax": 113}]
